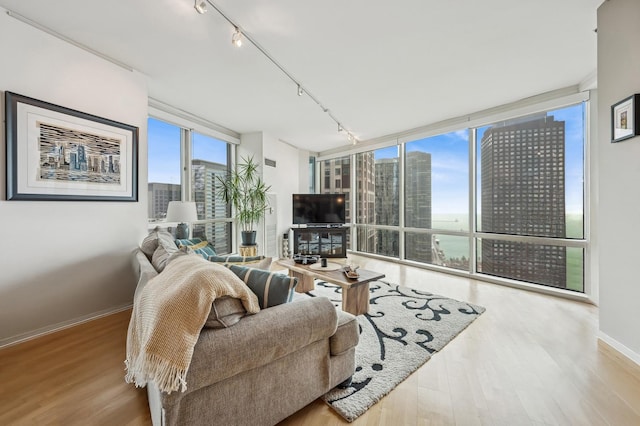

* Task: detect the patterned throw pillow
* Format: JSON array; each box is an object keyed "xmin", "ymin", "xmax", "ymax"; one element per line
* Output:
[
  {"xmin": 208, "ymin": 255, "xmax": 272, "ymax": 270},
  {"xmin": 229, "ymin": 265, "xmax": 297, "ymax": 309},
  {"xmin": 176, "ymin": 238, "xmax": 217, "ymax": 259}
]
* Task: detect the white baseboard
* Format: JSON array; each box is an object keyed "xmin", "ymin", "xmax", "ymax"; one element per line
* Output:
[
  {"xmin": 598, "ymin": 331, "xmax": 640, "ymax": 368},
  {"xmin": 0, "ymin": 303, "xmax": 132, "ymax": 349}
]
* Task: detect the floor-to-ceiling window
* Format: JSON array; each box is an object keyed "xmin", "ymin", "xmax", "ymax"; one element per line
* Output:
[
  {"xmin": 356, "ymin": 147, "xmax": 400, "ymax": 257},
  {"xmin": 317, "ymin": 95, "xmax": 588, "ymax": 294},
  {"xmin": 147, "ymin": 118, "xmax": 182, "ymax": 221},
  {"xmin": 476, "ymin": 104, "xmax": 585, "ymax": 291},
  {"xmin": 404, "ymin": 130, "xmax": 470, "ymax": 271},
  {"xmin": 319, "ymin": 155, "xmax": 352, "ymax": 248},
  {"xmin": 147, "ymin": 117, "xmax": 233, "ymax": 254},
  {"xmin": 190, "ymin": 131, "xmax": 232, "ymax": 254}
]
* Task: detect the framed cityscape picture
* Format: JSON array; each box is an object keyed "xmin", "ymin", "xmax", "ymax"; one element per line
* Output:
[
  {"xmin": 5, "ymin": 91, "xmax": 138, "ymax": 201},
  {"xmin": 611, "ymin": 94, "xmax": 640, "ymax": 143}
]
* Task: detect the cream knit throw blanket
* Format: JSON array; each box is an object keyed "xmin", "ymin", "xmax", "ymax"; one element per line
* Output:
[{"xmin": 125, "ymin": 254, "xmax": 260, "ymax": 393}]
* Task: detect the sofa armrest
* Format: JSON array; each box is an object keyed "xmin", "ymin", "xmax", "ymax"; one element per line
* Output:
[
  {"xmin": 330, "ymin": 311, "xmax": 359, "ymax": 356},
  {"xmin": 161, "ymin": 296, "xmax": 338, "ymax": 406},
  {"xmin": 132, "ymin": 248, "xmax": 158, "ymax": 298}
]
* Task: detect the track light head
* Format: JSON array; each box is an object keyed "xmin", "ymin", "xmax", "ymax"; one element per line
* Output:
[
  {"xmin": 232, "ymin": 28, "xmax": 243, "ymax": 47},
  {"xmin": 194, "ymin": 0, "xmax": 207, "ymax": 14},
  {"xmin": 338, "ymin": 124, "xmax": 343, "ymax": 133},
  {"xmin": 297, "ymin": 85, "xmax": 303, "ymax": 96}
]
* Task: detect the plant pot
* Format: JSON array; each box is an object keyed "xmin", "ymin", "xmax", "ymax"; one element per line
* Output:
[{"xmin": 241, "ymin": 230, "xmax": 257, "ymax": 246}]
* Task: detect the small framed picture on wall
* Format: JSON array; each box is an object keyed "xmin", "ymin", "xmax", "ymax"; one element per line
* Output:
[{"xmin": 611, "ymin": 94, "xmax": 640, "ymax": 143}]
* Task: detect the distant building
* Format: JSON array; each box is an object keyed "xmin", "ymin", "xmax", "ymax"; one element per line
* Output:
[
  {"xmin": 354, "ymin": 153, "xmax": 377, "ymax": 252},
  {"xmin": 374, "ymin": 158, "xmax": 399, "ymax": 256},
  {"xmin": 405, "ymin": 151, "xmax": 432, "ymax": 263},
  {"xmin": 192, "ymin": 159, "xmax": 230, "ymax": 254},
  {"xmin": 480, "ymin": 114, "xmax": 567, "ymax": 288},
  {"xmin": 148, "ymin": 182, "xmax": 181, "ymax": 221},
  {"xmin": 321, "ymin": 156, "xmax": 353, "ymax": 220},
  {"xmin": 321, "ymin": 151, "xmax": 433, "ymax": 259},
  {"xmin": 321, "ymin": 154, "xmax": 376, "ymax": 250}
]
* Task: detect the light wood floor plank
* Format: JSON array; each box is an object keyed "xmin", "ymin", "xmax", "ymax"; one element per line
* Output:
[{"xmin": 1, "ymin": 255, "xmax": 640, "ymax": 425}]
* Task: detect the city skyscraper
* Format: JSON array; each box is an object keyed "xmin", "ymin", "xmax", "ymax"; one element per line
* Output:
[
  {"xmin": 148, "ymin": 182, "xmax": 181, "ymax": 221},
  {"xmin": 320, "ymin": 154, "xmax": 376, "ymax": 250},
  {"xmin": 404, "ymin": 151, "xmax": 432, "ymax": 263},
  {"xmin": 192, "ymin": 159, "xmax": 230, "ymax": 254},
  {"xmin": 374, "ymin": 158, "xmax": 399, "ymax": 256},
  {"xmin": 320, "ymin": 151, "xmax": 433, "ymax": 259},
  {"xmin": 480, "ymin": 114, "xmax": 567, "ymax": 288}
]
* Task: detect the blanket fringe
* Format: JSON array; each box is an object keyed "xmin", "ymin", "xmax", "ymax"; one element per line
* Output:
[{"xmin": 125, "ymin": 352, "xmax": 188, "ymax": 394}]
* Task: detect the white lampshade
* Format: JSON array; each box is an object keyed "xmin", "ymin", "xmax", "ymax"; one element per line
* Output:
[{"xmin": 166, "ymin": 201, "xmax": 198, "ymax": 223}]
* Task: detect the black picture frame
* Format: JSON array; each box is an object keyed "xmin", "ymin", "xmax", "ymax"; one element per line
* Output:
[
  {"xmin": 611, "ymin": 94, "xmax": 640, "ymax": 143},
  {"xmin": 5, "ymin": 91, "xmax": 138, "ymax": 201}
]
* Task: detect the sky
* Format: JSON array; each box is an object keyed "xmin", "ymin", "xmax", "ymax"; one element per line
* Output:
[
  {"xmin": 149, "ymin": 103, "xmax": 585, "ymax": 215},
  {"xmin": 147, "ymin": 118, "xmax": 228, "ymax": 184},
  {"xmin": 375, "ymin": 103, "xmax": 585, "ymax": 215}
]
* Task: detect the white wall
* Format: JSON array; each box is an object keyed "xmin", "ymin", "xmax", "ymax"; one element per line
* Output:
[
  {"xmin": 0, "ymin": 10, "xmax": 148, "ymax": 346},
  {"xmin": 262, "ymin": 138, "xmax": 308, "ymax": 240},
  {"xmin": 238, "ymin": 132, "xmax": 307, "ymax": 257},
  {"xmin": 597, "ymin": 0, "xmax": 640, "ymax": 364}
]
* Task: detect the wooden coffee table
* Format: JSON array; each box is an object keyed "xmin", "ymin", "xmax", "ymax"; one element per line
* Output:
[{"xmin": 276, "ymin": 259, "xmax": 385, "ymax": 316}]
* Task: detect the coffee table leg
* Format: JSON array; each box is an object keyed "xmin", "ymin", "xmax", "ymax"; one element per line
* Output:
[
  {"xmin": 342, "ymin": 282, "xmax": 369, "ymax": 315},
  {"xmin": 291, "ymin": 270, "xmax": 315, "ymax": 293}
]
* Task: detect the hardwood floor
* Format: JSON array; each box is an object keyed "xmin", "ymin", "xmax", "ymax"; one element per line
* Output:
[{"xmin": 2, "ymin": 255, "xmax": 639, "ymax": 425}]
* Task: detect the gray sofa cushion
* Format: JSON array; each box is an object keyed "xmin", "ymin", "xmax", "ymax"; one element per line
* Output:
[
  {"xmin": 160, "ymin": 296, "xmax": 339, "ymax": 406},
  {"xmin": 140, "ymin": 227, "xmax": 161, "ymax": 259},
  {"xmin": 205, "ymin": 296, "xmax": 246, "ymax": 329},
  {"xmin": 330, "ymin": 311, "xmax": 360, "ymax": 355}
]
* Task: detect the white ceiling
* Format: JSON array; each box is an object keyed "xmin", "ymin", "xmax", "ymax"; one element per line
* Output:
[{"xmin": 0, "ymin": 0, "xmax": 602, "ymax": 153}]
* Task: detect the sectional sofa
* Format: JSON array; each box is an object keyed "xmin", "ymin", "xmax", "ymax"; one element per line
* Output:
[{"xmin": 129, "ymin": 230, "xmax": 359, "ymax": 426}]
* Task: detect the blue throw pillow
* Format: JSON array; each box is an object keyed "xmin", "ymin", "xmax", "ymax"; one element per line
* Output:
[
  {"xmin": 175, "ymin": 238, "xmax": 217, "ymax": 259},
  {"xmin": 229, "ymin": 265, "xmax": 297, "ymax": 309}
]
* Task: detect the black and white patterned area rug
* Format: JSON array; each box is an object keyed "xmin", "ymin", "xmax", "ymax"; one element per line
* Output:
[{"xmin": 306, "ymin": 280, "xmax": 485, "ymax": 422}]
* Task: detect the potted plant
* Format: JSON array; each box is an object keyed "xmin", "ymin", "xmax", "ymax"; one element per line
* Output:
[{"xmin": 216, "ymin": 155, "xmax": 271, "ymax": 246}]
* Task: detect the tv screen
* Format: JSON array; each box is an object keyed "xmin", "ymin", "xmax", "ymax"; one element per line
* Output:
[{"xmin": 293, "ymin": 194, "xmax": 346, "ymax": 225}]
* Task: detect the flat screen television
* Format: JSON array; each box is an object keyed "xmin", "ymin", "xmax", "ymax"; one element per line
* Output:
[{"xmin": 293, "ymin": 193, "xmax": 346, "ymax": 225}]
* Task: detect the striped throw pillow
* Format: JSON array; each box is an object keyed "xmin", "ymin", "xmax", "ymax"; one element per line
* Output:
[
  {"xmin": 176, "ymin": 238, "xmax": 217, "ymax": 259},
  {"xmin": 208, "ymin": 255, "xmax": 272, "ymax": 270},
  {"xmin": 229, "ymin": 265, "xmax": 298, "ymax": 309}
]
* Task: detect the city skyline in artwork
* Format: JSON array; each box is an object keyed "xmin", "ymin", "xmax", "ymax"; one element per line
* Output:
[{"xmin": 38, "ymin": 122, "xmax": 122, "ymax": 184}]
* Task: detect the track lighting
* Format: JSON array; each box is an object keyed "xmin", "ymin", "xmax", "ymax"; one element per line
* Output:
[
  {"xmin": 202, "ymin": 1, "xmax": 359, "ymax": 142},
  {"xmin": 194, "ymin": 0, "xmax": 208, "ymax": 14},
  {"xmin": 232, "ymin": 27, "xmax": 243, "ymax": 47}
]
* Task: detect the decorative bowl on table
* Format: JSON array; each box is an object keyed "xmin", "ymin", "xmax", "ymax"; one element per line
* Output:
[{"xmin": 343, "ymin": 266, "xmax": 359, "ymax": 279}]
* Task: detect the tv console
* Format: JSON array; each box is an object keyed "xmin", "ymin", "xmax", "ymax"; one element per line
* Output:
[{"xmin": 292, "ymin": 226, "xmax": 348, "ymax": 258}]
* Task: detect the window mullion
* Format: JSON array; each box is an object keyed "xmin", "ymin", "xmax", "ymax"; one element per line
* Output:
[{"xmin": 181, "ymin": 128, "xmax": 192, "ymax": 201}]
